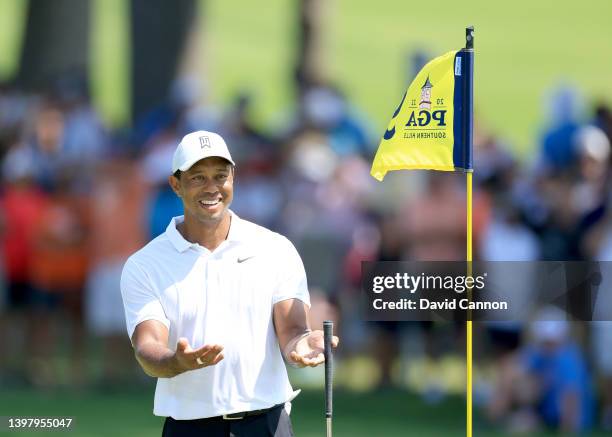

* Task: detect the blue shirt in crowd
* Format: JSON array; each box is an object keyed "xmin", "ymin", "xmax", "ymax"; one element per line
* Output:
[{"xmin": 524, "ymin": 342, "xmax": 594, "ymax": 432}]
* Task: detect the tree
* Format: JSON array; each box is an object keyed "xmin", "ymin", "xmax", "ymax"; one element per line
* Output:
[
  {"xmin": 17, "ymin": 0, "xmax": 90, "ymax": 92},
  {"xmin": 130, "ymin": 0, "xmax": 196, "ymax": 122}
]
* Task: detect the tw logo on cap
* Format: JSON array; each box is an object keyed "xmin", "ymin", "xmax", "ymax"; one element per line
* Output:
[{"xmin": 199, "ymin": 136, "xmax": 211, "ymax": 149}]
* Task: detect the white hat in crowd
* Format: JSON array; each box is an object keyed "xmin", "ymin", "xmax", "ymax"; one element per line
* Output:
[{"xmin": 530, "ymin": 306, "xmax": 570, "ymax": 343}]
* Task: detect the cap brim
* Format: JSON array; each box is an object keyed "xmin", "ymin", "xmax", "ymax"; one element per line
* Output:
[{"xmin": 177, "ymin": 155, "xmax": 235, "ymax": 172}]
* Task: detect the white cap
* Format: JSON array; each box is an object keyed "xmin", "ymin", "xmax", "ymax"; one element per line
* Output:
[
  {"xmin": 530, "ymin": 307, "xmax": 569, "ymax": 343},
  {"xmin": 575, "ymin": 125, "xmax": 610, "ymax": 162},
  {"xmin": 172, "ymin": 130, "xmax": 235, "ymax": 173},
  {"xmin": 532, "ymin": 321, "xmax": 569, "ymax": 343}
]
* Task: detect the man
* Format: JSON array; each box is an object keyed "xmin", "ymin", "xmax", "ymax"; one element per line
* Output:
[
  {"xmin": 523, "ymin": 317, "xmax": 594, "ymax": 433},
  {"xmin": 121, "ymin": 130, "xmax": 338, "ymax": 436}
]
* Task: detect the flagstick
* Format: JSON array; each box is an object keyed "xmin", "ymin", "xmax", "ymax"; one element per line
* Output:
[
  {"xmin": 466, "ymin": 171, "xmax": 473, "ymax": 437},
  {"xmin": 370, "ymin": 24, "xmax": 475, "ymax": 437},
  {"xmin": 464, "ymin": 26, "xmax": 475, "ymax": 437}
]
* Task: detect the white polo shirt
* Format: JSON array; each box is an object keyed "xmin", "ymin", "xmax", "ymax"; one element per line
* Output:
[{"xmin": 120, "ymin": 212, "xmax": 310, "ymax": 420}]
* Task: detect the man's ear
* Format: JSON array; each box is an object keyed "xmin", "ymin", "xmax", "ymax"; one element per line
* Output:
[{"xmin": 168, "ymin": 175, "xmax": 181, "ymax": 197}]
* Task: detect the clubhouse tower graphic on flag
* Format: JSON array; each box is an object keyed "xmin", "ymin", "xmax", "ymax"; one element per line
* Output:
[{"xmin": 419, "ymin": 76, "xmax": 433, "ymax": 110}]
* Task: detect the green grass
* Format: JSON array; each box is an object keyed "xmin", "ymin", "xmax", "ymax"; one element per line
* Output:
[
  {"xmin": 1, "ymin": 0, "xmax": 611, "ymax": 154},
  {"xmin": 0, "ymin": 387, "xmax": 609, "ymax": 436},
  {"xmin": 90, "ymin": 0, "xmax": 130, "ymax": 126},
  {"xmin": 0, "ymin": 0, "xmax": 27, "ymax": 80}
]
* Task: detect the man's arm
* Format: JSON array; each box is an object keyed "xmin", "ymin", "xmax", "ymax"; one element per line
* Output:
[
  {"xmin": 273, "ymin": 299, "xmax": 339, "ymax": 367},
  {"xmin": 131, "ymin": 320, "xmax": 224, "ymax": 378}
]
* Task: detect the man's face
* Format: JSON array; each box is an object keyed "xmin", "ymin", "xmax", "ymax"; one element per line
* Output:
[{"xmin": 169, "ymin": 157, "xmax": 234, "ymax": 224}]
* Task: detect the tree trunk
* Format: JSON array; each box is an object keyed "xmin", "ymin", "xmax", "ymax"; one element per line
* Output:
[
  {"xmin": 294, "ymin": 0, "xmax": 323, "ymax": 95},
  {"xmin": 130, "ymin": 0, "xmax": 196, "ymax": 123},
  {"xmin": 17, "ymin": 0, "xmax": 90, "ymax": 92}
]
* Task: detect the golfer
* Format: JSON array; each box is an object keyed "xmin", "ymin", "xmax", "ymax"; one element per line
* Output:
[{"xmin": 121, "ymin": 130, "xmax": 338, "ymax": 436}]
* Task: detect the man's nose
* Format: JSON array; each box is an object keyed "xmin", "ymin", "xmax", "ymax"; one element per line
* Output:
[{"xmin": 200, "ymin": 179, "xmax": 219, "ymax": 193}]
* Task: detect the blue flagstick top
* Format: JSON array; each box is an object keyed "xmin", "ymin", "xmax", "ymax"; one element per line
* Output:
[
  {"xmin": 465, "ymin": 26, "xmax": 474, "ymax": 172},
  {"xmin": 454, "ymin": 26, "xmax": 474, "ymax": 172}
]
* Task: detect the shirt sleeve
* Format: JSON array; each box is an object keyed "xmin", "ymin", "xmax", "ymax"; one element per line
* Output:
[
  {"xmin": 120, "ymin": 258, "xmax": 170, "ymax": 340},
  {"xmin": 272, "ymin": 237, "xmax": 311, "ymax": 307}
]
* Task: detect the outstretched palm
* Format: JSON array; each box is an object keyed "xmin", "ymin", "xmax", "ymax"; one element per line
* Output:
[{"xmin": 290, "ymin": 330, "xmax": 339, "ymax": 367}]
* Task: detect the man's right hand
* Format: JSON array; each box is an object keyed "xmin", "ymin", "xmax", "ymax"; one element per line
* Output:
[
  {"xmin": 173, "ymin": 338, "xmax": 224, "ymax": 372},
  {"xmin": 131, "ymin": 320, "xmax": 224, "ymax": 378}
]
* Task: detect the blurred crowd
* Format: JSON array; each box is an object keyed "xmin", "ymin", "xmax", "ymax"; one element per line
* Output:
[{"xmin": 1, "ymin": 71, "xmax": 612, "ymax": 434}]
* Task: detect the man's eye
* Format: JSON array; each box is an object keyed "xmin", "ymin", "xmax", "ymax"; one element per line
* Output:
[
  {"xmin": 217, "ymin": 174, "xmax": 228, "ymax": 180},
  {"xmin": 192, "ymin": 175, "xmax": 204, "ymax": 181}
]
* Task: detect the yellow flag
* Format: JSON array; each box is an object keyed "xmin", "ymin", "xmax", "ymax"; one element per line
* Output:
[{"xmin": 371, "ymin": 50, "xmax": 472, "ymax": 181}]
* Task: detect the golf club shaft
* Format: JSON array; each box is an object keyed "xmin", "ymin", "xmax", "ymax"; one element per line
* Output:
[{"xmin": 324, "ymin": 320, "xmax": 334, "ymax": 437}]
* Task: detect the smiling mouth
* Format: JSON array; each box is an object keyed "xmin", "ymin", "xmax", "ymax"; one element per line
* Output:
[{"xmin": 199, "ymin": 199, "xmax": 222, "ymax": 209}]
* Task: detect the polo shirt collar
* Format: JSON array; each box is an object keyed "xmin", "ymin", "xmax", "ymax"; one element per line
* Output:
[
  {"xmin": 225, "ymin": 211, "xmax": 245, "ymax": 243},
  {"xmin": 166, "ymin": 210, "xmax": 245, "ymax": 253}
]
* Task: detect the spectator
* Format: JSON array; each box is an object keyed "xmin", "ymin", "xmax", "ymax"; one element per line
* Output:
[
  {"xmin": 538, "ymin": 85, "xmax": 583, "ymax": 172},
  {"xmin": 85, "ymin": 158, "xmax": 147, "ymax": 386},
  {"xmin": 524, "ymin": 314, "xmax": 594, "ymax": 433},
  {"xmin": 28, "ymin": 173, "xmax": 90, "ymax": 387},
  {"xmin": 0, "ymin": 146, "xmax": 49, "ymax": 383}
]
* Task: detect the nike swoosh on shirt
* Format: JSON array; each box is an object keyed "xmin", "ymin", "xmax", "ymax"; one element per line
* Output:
[{"xmin": 237, "ymin": 255, "xmax": 255, "ymax": 263}]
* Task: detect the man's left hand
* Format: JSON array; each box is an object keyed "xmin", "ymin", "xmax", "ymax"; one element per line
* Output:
[{"xmin": 289, "ymin": 330, "xmax": 339, "ymax": 367}]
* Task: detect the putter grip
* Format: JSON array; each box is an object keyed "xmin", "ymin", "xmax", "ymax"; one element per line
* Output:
[{"xmin": 323, "ymin": 320, "xmax": 333, "ymax": 419}]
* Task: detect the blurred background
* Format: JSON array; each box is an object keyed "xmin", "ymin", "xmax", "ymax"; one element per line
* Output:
[{"xmin": 0, "ymin": 0, "xmax": 612, "ymax": 435}]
